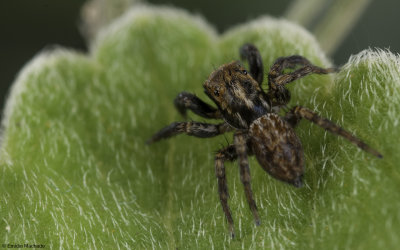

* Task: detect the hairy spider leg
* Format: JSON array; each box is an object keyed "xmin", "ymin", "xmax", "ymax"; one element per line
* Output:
[
  {"xmin": 240, "ymin": 43, "xmax": 264, "ymax": 85},
  {"xmin": 234, "ymin": 131, "xmax": 260, "ymax": 227},
  {"xmin": 286, "ymin": 106, "xmax": 383, "ymax": 158},
  {"xmin": 266, "ymin": 55, "xmax": 337, "ymax": 106},
  {"xmin": 215, "ymin": 145, "xmax": 237, "ymax": 238},
  {"xmin": 146, "ymin": 122, "xmax": 232, "ymax": 144},
  {"xmin": 174, "ymin": 91, "xmax": 221, "ymax": 119},
  {"xmin": 268, "ymin": 55, "xmax": 337, "ymax": 87},
  {"xmin": 270, "ymin": 55, "xmax": 313, "ymax": 74}
]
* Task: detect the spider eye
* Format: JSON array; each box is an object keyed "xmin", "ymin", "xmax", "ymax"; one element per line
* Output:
[
  {"xmin": 214, "ymin": 89, "xmax": 220, "ymax": 96},
  {"xmin": 242, "ymin": 70, "xmax": 248, "ymax": 75}
]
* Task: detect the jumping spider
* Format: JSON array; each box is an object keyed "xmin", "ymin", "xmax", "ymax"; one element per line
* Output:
[{"xmin": 147, "ymin": 43, "xmax": 382, "ymax": 237}]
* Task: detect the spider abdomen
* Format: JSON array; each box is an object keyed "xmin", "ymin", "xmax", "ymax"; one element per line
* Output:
[{"xmin": 249, "ymin": 113, "xmax": 304, "ymax": 187}]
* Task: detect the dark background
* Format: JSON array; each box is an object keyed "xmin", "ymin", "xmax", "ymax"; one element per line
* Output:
[{"xmin": 1, "ymin": 0, "xmax": 399, "ymax": 118}]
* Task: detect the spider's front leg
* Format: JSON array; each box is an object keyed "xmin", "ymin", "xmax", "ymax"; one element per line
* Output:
[
  {"xmin": 268, "ymin": 55, "xmax": 337, "ymax": 86},
  {"xmin": 286, "ymin": 106, "xmax": 383, "ymax": 158},
  {"xmin": 234, "ymin": 131, "xmax": 260, "ymax": 226},
  {"xmin": 146, "ymin": 121, "xmax": 232, "ymax": 144},
  {"xmin": 240, "ymin": 43, "xmax": 264, "ymax": 86},
  {"xmin": 174, "ymin": 91, "xmax": 221, "ymax": 119},
  {"xmin": 268, "ymin": 55, "xmax": 337, "ymax": 105}
]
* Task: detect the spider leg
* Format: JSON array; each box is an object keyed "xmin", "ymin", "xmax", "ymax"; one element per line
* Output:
[
  {"xmin": 215, "ymin": 145, "xmax": 237, "ymax": 238},
  {"xmin": 287, "ymin": 106, "xmax": 383, "ymax": 158},
  {"xmin": 239, "ymin": 43, "xmax": 264, "ymax": 85},
  {"xmin": 146, "ymin": 122, "xmax": 232, "ymax": 144},
  {"xmin": 234, "ymin": 131, "xmax": 260, "ymax": 226},
  {"xmin": 174, "ymin": 91, "xmax": 221, "ymax": 119},
  {"xmin": 268, "ymin": 55, "xmax": 337, "ymax": 87},
  {"xmin": 283, "ymin": 108, "xmax": 302, "ymax": 128},
  {"xmin": 269, "ymin": 55, "xmax": 313, "ymax": 75}
]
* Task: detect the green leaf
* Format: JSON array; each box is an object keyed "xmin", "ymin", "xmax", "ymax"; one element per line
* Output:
[{"xmin": 1, "ymin": 5, "xmax": 399, "ymax": 249}]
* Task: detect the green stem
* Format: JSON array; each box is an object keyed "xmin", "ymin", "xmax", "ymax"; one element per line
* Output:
[
  {"xmin": 313, "ymin": 0, "xmax": 372, "ymax": 55},
  {"xmin": 285, "ymin": 0, "xmax": 372, "ymax": 56},
  {"xmin": 284, "ymin": 0, "xmax": 330, "ymax": 28}
]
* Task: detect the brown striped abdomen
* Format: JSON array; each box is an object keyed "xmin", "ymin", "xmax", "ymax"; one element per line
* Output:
[{"xmin": 249, "ymin": 114, "xmax": 304, "ymax": 187}]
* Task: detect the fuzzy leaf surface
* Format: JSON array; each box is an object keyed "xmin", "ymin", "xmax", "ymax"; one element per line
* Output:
[{"xmin": 1, "ymin": 6, "xmax": 398, "ymax": 249}]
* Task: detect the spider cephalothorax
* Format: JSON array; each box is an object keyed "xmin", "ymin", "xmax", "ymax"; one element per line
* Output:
[
  {"xmin": 147, "ymin": 43, "xmax": 382, "ymax": 237},
  {"xmin": 203, "ymin": 61, "xmax": 270, "ymax": 129}
]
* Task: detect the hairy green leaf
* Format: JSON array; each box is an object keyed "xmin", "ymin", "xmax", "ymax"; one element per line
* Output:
[{"xmin": 1, "ymin": 5, "xmax": 398, "ymax": 249}]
